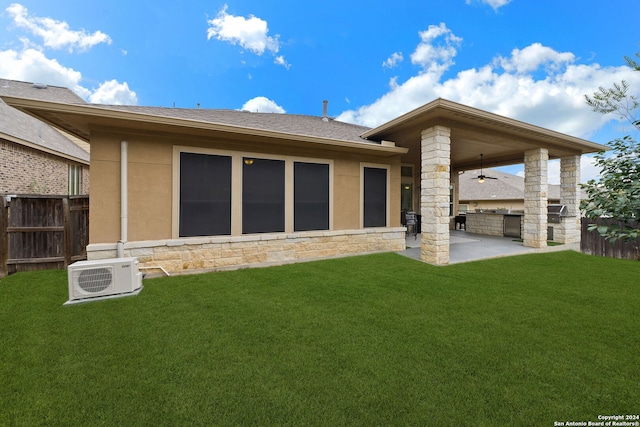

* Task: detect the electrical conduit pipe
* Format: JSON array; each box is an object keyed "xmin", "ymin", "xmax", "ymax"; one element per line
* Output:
[{"xmin": 117, "ymin": 140, "xmax": 128, "ymax": 258}]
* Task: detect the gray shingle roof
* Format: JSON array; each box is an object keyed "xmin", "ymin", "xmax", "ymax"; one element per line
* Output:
[
  {"xmin": 0, "ymin": 80, "xmax": 89, "ymax": 162},
  {"xmin": 94, "ymin": 105, "xmax": 374, "ymax": 144},
  {"xmin": 459, "ymin": 168, "xmax": 562, "ymax": 201},
  {"xmin": 0, "ymin": 79, "xmax": 86, "ymax": 104}
]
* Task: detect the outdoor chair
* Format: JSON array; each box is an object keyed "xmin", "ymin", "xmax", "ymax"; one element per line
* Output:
[{"xmin": 405, "ymin": 212, "xmax": 418, "ymax": 240}]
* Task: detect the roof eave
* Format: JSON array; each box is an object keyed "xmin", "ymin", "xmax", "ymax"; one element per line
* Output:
[
  {"xmin": 3, "ymin": 97, "xmax": 408, "ymax": 157},
  {"xmin": 362, "ymin": 97, "xmax": 609, "ymax": 154},
  {"xmin": 361, "ymin": 98, "xmax": 445, "ymax": 139}
]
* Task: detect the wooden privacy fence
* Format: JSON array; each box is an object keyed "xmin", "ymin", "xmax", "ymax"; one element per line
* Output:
[
  {"xmin": 0, "ymin": 195, "xmax": 89, "ymax": 276},
  {"xmin": 581, "ymin": 217, "xmax": 640, "ymax": 261}
]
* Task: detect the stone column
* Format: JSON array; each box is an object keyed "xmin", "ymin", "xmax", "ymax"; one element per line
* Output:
[
  {"xmin": 420, "ymin": 126, "xmax": 451, "ymax": 265},
  {"xmin": 556, "ymin": 155, "xmax": 581, "ymax": 243},
  {"xmin": 523, "ymin": 148, "xmax": 548, "ymax": 248}
]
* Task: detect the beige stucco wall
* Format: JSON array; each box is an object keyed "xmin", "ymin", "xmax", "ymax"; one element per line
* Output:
[
  {"xmin": 89, "ymin": 134, "xmax": 125, "ymax": 243},
  {"xmin": 129, "ymin": 136, "xmax": 173, "ymax": 241},
  {"xmin": 333, "ymin": 157, "xmax": 362, "ymax": 230},
  {"xmin": 88, "ymin": 130, "xmax": 403, "ymax": 247}
]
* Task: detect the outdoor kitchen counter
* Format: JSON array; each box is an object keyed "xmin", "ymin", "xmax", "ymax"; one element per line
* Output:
[{"xmin": 465, "ymin": 212, "xmax": 524, "ymax": 237}]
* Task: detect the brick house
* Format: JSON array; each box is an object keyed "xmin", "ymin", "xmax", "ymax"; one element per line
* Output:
[{"xmin": 0, "ymin": 80, "xmax": 89, "ymax": 195}]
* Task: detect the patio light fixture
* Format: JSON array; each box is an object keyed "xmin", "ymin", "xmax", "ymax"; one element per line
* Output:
[{"xmin": 472, "ymin": 154, "xmax": 496, "ymax": 184}]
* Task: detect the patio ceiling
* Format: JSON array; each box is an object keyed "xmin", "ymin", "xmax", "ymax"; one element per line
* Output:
[{"xmin": 361, "ymin": 98, "xmax": 608, "ymax": 171}]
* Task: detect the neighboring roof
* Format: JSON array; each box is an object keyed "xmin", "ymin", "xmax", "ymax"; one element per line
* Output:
[
  {"xmin": 0, "ymin": 79, "xmax": 86, "ymax": 104},
  {"xmin": 1, "ymin": 98, "xmax": 408, "ymax": 157},
  {"xmin": 0, "ymin": 80, "xmax": 89, "ymax": 164},
  {"xmin": 458, "ymin": 167, "xmax": 579, "ymax": 202}
]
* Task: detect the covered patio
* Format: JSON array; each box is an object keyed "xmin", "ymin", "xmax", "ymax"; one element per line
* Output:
[
  {"xmin": 402, "ymin": 230, "xmax": 579, "ymax": 264},
  {"xmin": 364, "ymin": 98, "xmax": 607, "ymax": 265}
]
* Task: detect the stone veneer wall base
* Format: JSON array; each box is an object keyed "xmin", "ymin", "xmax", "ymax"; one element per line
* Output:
[{"xmin": 87, "ymin": 228, "xmax": 406, "ymax": 277}]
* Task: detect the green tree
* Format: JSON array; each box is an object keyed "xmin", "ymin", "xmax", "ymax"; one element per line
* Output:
[{"xmin": 581, "ymin": 50, "xmax": 640, "ymax": 243}]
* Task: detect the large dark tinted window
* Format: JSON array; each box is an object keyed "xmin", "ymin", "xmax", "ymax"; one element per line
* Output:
[
  {"xmin": 180, "ymin": 152, "xmax": 231, "ymax": 237},
  {"xmin": 243, "ymin": 158, "xmax": 285, "ymax": 234},
  {"xmin": 363, "ymin": 167, "xmax": 387, "ymax": 228},
  {"xmin": 294, "ymin": 162, "xmax": 329, "ymax": 231}
]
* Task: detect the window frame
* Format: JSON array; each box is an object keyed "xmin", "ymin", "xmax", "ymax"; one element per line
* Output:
[
  {"xmin": 401, "ymin": 165, "xmax": 413, "ymax": 178},
  {"xmin": 68, "ymin": 164, "xmax": 82, "ymax": 195},
  {"xmin": 178, "ymin": 151, "xmax": 232, "ymax": 237},
  {"xmin": 360, "ymin": 163, "xmax": 390, "ymax": 228},
  {"xmin": 242, "ymin": 157, "xmax": 286, "ymax": 234},
  {"xmin": 293, "ymin": 161, "xmax": 331, "ymax": 232},
  {"xmin": 172, "ymin": 146, "xmax": 333, "ymax": 238},
  {"xmin": 400, "ymin": 163, "xmax": 415, "ymax": 212}
]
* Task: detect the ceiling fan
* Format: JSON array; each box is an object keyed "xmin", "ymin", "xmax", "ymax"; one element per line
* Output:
[{"xmin": 472, "ymin": 154, "xmax": 497, "ymax": 183}]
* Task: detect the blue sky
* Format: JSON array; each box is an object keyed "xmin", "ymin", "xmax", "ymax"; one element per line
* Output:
[{"xmin": 1, "ymin": 0, "xmax": 639, "ymax": 182}]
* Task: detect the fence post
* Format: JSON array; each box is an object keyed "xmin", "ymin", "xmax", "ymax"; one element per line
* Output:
[
  {"xmin": 0, "ymin": 196, "xmax": 8, "ymax": 277},
  {"xmin": 63, "ymin": 196, "xmax": 72, "ymax": 268}
]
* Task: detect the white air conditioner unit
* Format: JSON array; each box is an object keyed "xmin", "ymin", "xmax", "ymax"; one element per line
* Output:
[{"xmin": 66, "ymin": 257, "xmax": 143, "ymax": 303}]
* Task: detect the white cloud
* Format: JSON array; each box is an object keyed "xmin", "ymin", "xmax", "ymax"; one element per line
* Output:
[
  {"xmin": 274, "ymin": 55, "xmax": 291, "ymax": 69},
  {"xmin": 411, "ymin": 23, "xmax": 462, "ymax": 72},
  {"xmin": 1, "ymin": 5, "xmax": 137, "ymax": 105},
  {"xmin": 240, "ymin": 96, "xmax": 285, "ymax": 113},
  {"xmin": 6, "ymin": 3, "xmax": 111, "ymax": 52},
  {"xmin": 336, "ymin": 26, "xmax": 640, "ymax": 140},
  {"xmin": 498, "ymin": 43, "xmax": 575, "ymax": 74},
  {"xmin": 0, "ymin": 4, "xmax": 135, "ymax": 104},
  {"xmin": 207, "ymin": 4, "xmax": 289, "ymax": 68},
  {"xmin": 466, "ymin": 0, "xmax": 512, "ymax": 11},
  {"xmin": 88, "ymin": 80, "xmax": 137, "ymax": 105},
  {"xmin": 0, "ymin": 48, "xmax": 89, "ymax": 97},
  {"xmin": 0, "ymin": 48, "xmax": 137, "ymax": 104},
  {"xmin": 383, "ymin": 52, "xmax": 404, "ymax": 69}
]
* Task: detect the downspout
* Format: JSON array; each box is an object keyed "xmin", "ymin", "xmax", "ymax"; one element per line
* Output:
[{"xmin": 117, "ymin": 140, "xmax": 128, "ymax": 258}]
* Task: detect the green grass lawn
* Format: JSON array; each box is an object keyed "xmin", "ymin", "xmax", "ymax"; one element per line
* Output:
[{"xmin": 1, "ymin": 251, "xmax": 638, "ymax": 426}]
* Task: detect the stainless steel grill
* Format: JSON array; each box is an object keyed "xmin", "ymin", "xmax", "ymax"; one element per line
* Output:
[{"xmin": 547, "ymin": 204, "xmax": 567, "ymax": 224}]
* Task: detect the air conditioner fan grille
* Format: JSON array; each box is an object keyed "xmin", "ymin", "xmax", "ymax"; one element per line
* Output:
[{"xmin": 77, "ymin": 268, "xmax": 112, "ymax": 293}]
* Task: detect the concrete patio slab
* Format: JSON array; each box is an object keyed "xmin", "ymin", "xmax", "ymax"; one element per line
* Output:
[{"xmin": 401, "ymin": 230, "xmax": 579, "ymax": 264}]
